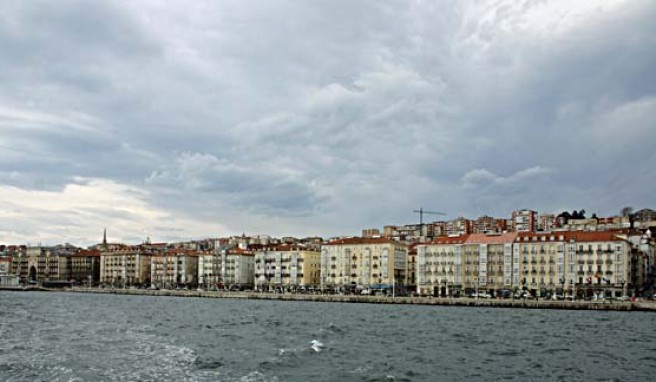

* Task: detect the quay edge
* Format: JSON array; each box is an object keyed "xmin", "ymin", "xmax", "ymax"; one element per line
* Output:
[{"xmin": 2, "ymin": 286, "xmax": 653, "ymax": 312}]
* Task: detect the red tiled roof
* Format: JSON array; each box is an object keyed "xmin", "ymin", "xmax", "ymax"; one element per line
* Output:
[
  {"xmin": 426, "ymin": 235, "xmax": 470, "ymax": 245},
  {"xmin": 75, "ymin": 250, "xmax": 100, "ymax": 257},
  {"xmin": 465, "ymin": 232, "xmax": 518, "ymax": 245},
  {"xmin": 566, "ymin": 231, "xmax": 626, "ymax": 243}
]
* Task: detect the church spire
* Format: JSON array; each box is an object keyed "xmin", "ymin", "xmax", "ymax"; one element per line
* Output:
[{"xmin": 103, "ymin": 228, "xmax": 107, "ymax": 247}]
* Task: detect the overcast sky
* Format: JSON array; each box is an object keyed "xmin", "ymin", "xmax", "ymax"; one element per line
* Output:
[{"xmin": 1, "ymin": 0, "xmax": 654, "ymax": 246}]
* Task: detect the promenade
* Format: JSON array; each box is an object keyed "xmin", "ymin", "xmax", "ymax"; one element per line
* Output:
[{"xmin": 4, "ymin": 286, "xmax": 654, "ymax": 312}]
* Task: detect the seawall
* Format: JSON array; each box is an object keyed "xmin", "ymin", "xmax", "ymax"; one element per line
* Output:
[{"xmin": 3, "ymin": 286, "xmax": 652, "ymax": 312}]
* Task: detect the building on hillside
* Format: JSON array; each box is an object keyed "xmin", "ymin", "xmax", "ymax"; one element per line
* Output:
[
  {"xmin": 100, "ymin": 249, "xmax": 153, "ymax": 287},
  {"xmin": 565, "ymin": 218, "xmax": 602, "ymax": 231},
  {"xmin": 537, "ymin": 214, "xmax": 556, "ymax": 231},
  {"xmin": 253, "ymin": 244, "xmax": 321, "ymax": 291},
  {"xmin": 362, "ymin": 228, "xmax": 381, "ymax": 238},
  {"xmin": 634, "ymin": 208, "xmax": 656, "ymax": 229},
  {"xmin": 445, "ymin": 218, "xmax": 472, "ymax": 237},
  {"xmin": 473, "ymin": 216, "xmax": 499, "ymax": 234},
  {"xmin": 511, "ymin": 209, "xmax": 537, "ymax": 232},
  {"xmin": 381, "ymin": 222, "xmax": 447, "ymax": 243},
  {"xmin": 150, "ymin": 249, "xmax": 200, "ymax": 288},
  {"xmin": 596, "ymin": 216, "xmax": 631, "ymax": 230},
  {"xmin": 321, "ymin": 237, "xmax": 408, "ymax": 293},
  {"xmin": 416, "ymin": 235, "xmax": 468, "ymax": 297},
  {"xmin": 228, "ymin": 234, "xmax": 278, "ymax": 247}
]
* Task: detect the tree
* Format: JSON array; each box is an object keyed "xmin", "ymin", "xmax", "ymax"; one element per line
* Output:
[{"xmin": 621, "ymin": 207, "xmax": 633, "ymax": 217}]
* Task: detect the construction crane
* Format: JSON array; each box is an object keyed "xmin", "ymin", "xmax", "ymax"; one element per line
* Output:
[{"xmin": 413, "ymin": 208, "xmax": 446, "ymax": 225}]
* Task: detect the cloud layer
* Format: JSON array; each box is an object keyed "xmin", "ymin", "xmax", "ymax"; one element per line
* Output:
[{"xmin": 1, "ymin": 0, "xmax": 654, "ymax": 245}]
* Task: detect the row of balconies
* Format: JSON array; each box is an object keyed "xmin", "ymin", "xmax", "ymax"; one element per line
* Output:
[
  {"xmin": 577, "ymin": 270, "xmax": 614, "ymax": 276},
  {"xmin": 577, "ymin": 260, "xmax": 614, "ymax": 265},
  {"xmin": 425, "ymin": 261, "xmax": 454, "ymax": 266}
]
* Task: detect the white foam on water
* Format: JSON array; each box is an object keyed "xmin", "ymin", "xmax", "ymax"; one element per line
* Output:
[
  {"xmin": 309, "ymin": 339, "xmax": 326, "ymax": 352},
  {"xmin": 238, "ymin": 370, "xmax": 279, "ymax": 382}
]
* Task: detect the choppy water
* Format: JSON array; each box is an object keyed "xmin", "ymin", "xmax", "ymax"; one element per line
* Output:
[{"xmin": 1, "ymin": 292, "xmax": 655, "ymax": 382}]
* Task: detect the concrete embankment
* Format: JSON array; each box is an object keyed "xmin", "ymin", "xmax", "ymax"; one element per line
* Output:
[{"xmin": 4, "ymin": 287, "xmax": 649, "ymax": 312}]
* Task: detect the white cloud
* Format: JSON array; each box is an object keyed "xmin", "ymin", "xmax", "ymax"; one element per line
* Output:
[{"xmin": 0, "ymin": 178, "xmax": 227, "ymax": 246}]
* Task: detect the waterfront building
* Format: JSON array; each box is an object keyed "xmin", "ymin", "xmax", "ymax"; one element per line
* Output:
[
  {"xmin": 513, "ymin": 232, "xmax": 568, "ymax": 296},
  {"xmin": 565, "ymin": 231, "xmax": 633, "ymax": 299},
  {"xmin": 23, "ymin": 246, "xmax": 69, "ymax": 283},
  {"xmin": 100, "ymin": 249, "xmax": 153, "ymax": 287},
  {"xmin": 465, "ymin": 233, "xmax": 518, "ymax": 296},
  {"xmin": 416, "ymin": 235, "xmax": 468, "ymax": 296},
  {"xmin": 150, "ymin": 249, "xmax": 200, "ymax": 288},
  {"xmin": 70, "ymin": 250, "xmax": 101, "ymax": 286},
  {"xmin": 253, "ymin": 244, "xmax": 321, "ymax": 291},
  {"xmin": 406, "ymin": 245, "xmax": 417, "ymax": 291},
  {"xmin": 220, "ymin": 247, "xmax": 255, "ymax": 288},
  {"xmin": 0, "ymin": 255, "xmax": 19, "ymax": 286},
  {"xmin": 198, "ymin": 244, "xmax": 233, "ymax": 289},
  {"xmin": 511, "ymin": 209, "xmax": 537, "ymax": 232},
  {"xmin": 4, "ymin": 245, "xmax": 27, "ymax": 283},
  {"xmin": 321, "ymin": 237, "xmax": 408, "ymax": 292}
]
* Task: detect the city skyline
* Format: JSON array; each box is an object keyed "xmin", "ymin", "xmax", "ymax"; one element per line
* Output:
[{"xmin": 1, "ymin": 1, "xmax": 655, "ymax": 246}]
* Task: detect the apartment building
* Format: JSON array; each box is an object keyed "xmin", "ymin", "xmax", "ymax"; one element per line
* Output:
[
  {"xmin": 253, "ymin": 244, "xmax": 321, "ymax": 291},
  {"xmin": 321, "ymin": 237, "xmax": 408, "ymax": 292},
  {"xmin": 416, "ymin": 235, "xmax": 468, "ymax": 296},
  {"xmin": 100, "ymin": 249, "xmax": 152, "ymax": 287},
  {"xmin": 150, "ymin": 249, "xmax": 200, "ymax": 288},
  {"xmin": 445, "ymin": 218, "xmax": 473, "ymax": 237},
  {"xmin": 511, "ymin": 209, "xmax": 537, "ymax": 232},
  {"xmin": 472, "ymin": 216, "xmax": 506, "ymax": 234},
  {"xmin": 464, "ymin": 233, "xmax": 518, "ymax": 296},
  {"xmin": 221, "ymin": 248, "xmax": 255, "ymax": 288},
  {"xmin": 0, "ymin": 256, "xmax": 18, "ymax": 286},
  {"xmin": 70, "ymin": 250, "xmax": 101, "ymax": 286},
  {"xmin": 565, "ymin": 231, "xmax": 632, "ymax": 299},
  {"xmin": 513, "ymin": 232, "xmax": 567, "ymax": 295},
  {"xmin": 23, "ymin": 247, "xmax": 69, "ymax": 283}
]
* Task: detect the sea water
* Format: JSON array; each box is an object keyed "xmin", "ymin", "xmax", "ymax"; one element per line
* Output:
[{"xmin": 1, "ymin": 291, "xmax": 654, "ymax": 381}]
